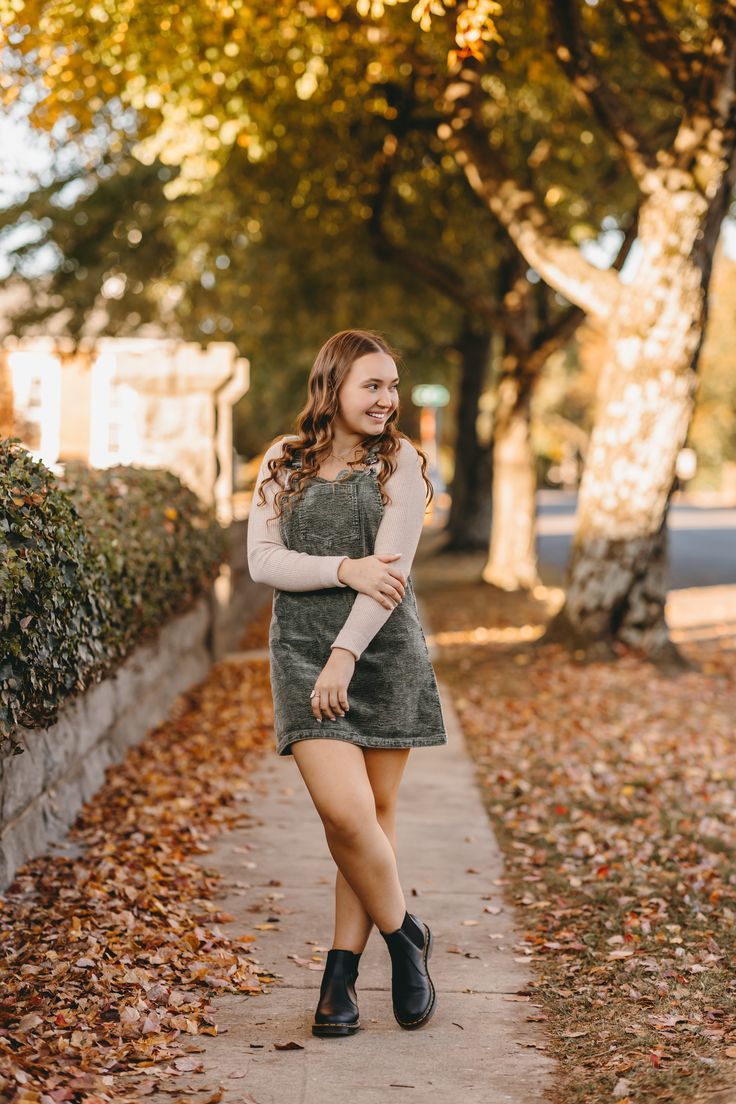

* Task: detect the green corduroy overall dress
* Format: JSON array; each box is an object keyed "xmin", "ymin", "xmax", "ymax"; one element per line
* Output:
[{"xmin": 268, "ymin": 447, "xmax": 448, "ymax": 757}]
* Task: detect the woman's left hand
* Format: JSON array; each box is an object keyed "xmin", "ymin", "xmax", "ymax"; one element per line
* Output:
[{"xmin": 310, "ymin": 648, "xmax": 356, "ymax": 722}]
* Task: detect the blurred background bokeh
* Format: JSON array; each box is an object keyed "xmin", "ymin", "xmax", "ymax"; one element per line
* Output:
[{"xmin": 2, "ymin": 0, "xmax": 736, "ymax": 659}]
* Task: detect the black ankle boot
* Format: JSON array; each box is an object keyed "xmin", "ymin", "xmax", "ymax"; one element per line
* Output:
[
  {"xmin": 312, "ymin": 948, "xmax": 362, "ymax": 1037},
  {"xmin": 380, "ymin": 911, "xmax": 436, "ymax": 1030}
]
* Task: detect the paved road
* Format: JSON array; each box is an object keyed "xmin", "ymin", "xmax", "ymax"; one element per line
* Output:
[{"xmin": 536, "ymin": 491, "xmax": 736, "ymax": 590}]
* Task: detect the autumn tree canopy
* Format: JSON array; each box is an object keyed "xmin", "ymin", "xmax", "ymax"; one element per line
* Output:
[{"xmin": 3, "ymin": 0, "xmax": 735, "ymax": 661}]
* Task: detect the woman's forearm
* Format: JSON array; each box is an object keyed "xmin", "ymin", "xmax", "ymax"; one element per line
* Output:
[
  {"xmin": 247, "ymin": 534, "xmax": 350, "ymax": 591},
  {"xmin": 330, "ymin": 442, "xmax": 425, "ymax": 660}
]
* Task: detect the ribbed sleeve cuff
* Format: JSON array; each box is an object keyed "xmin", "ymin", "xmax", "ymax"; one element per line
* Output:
[
  {"xmin": 319, "ymin": 555, "xmax": 349, "ymax": 588},
  {"xmin": 330, "ymin": 635, "xmax": 362, "ymax": 661}
]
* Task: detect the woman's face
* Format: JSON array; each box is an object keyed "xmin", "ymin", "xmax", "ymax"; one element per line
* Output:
[{"xmin": 334, "ymin": 351, "xmax": 400, "ymax": 439}]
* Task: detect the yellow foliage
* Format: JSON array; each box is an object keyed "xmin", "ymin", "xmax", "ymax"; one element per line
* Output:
[{"xmin": 1, "ymin": 0, "xmax": 503, "ymax": 177}]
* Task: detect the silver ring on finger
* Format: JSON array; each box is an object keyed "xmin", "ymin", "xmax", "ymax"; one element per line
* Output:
[{"xmin": 310, "ymin": 689, "xmax": 318, "ymax": 699}]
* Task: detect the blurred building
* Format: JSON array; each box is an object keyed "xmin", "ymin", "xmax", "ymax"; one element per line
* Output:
[{"xmin": 1, "ymin": 337, "xmax": 249, "ymax": 523}]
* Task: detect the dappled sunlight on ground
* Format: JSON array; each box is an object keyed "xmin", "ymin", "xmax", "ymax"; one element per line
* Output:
[
  {"xmin": 667, "ymin": 585, "xmax": 736, "ymax": 643},
  {"xmin": 426, "ymin": 622, "xmax": 547, "ymax": 647},
  {"xmin": 424, "ymin": 582, "xmax": 565, "ymax": 649}
]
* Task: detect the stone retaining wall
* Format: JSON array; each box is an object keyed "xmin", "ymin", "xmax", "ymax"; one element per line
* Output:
[{"xmin": 0, "ymin": 523, "xmax": 272, "ymax": 889}]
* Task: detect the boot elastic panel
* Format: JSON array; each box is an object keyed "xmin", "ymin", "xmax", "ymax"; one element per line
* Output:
[{"xmin": 400, "ymin": 911, "xmax": 425, "ymax": 951}]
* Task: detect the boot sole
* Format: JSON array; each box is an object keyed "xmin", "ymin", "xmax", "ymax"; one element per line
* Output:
[
  {"xmin": 396, "ymin": 924, "xmax": 436, "ymax": 1030},
  {"xmin": 312, "ymin": 1020, "xmax": 360, "ymax": 1037}
]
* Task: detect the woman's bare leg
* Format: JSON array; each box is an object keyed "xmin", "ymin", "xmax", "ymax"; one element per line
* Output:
[
  {"xmin": 333, "ymin": 747, "xmax": 410, "ymax": 952},
  {"xmin": 290, "ymin": 740, "xmax": 408, "ymax": 942}
]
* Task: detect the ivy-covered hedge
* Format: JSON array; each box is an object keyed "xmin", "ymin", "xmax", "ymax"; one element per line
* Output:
[{"xmin": 0, "ymin": 440, "xmax": 226, "ymax": 754}]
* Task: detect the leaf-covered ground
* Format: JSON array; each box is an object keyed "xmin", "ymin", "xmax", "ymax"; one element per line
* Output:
[
  {"xmin": 415, "ymin": 551, "xmax": 736, "ymax": 1104},
  {"xmin": 3, "ymin": 556, "xmax": 735, "ymax": 1104},
  {"xmin": 0, "ymin": 656, "xmax": 277, "ymax": 1104}
]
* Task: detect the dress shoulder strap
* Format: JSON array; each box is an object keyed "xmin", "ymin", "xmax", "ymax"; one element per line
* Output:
[{"xmin": 364, "ymin": 446, "xmax": 380, "ymax": 475}]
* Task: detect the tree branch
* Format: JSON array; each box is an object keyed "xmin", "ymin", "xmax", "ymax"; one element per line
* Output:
[
  {"xmin": 443, "ymin": 111, "xmax": 622, "ymax": 321},
  {"xmin": 547, "ymin": 0, "xmax": 657, "ymax": 183},
  {"xmin": 367, "ymin": 132, "xmax": 507, "ymax": 330},
  {"xmin": 614, "ymin": 0, "xmax": 705, "ymax": 94},
  {"xmin": 696, "ymin": 0, "xmax": 736, "ymax": 125},
  {"xmin": 671, "ymin": 3, "xmax": 736, "ymax": 177},
  {"xmin": 525, "ymin": 208, "xmax": 639, "ymax": 373}
]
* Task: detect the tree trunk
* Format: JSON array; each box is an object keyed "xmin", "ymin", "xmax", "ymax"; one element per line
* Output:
[
  {"xmin": 545, "ymin": 185, "xmax": 709, "ymax": 660},
  {"xmin": 444, "ymin": 31, "xmax": 736, "ymax": 657},
  {"xmin": 442, "ymin": 321, "xmax": 492, "ymax": 550},
  {"xmin": 482, "ymin": 346, "xmax": 541, "ymax": 590}
]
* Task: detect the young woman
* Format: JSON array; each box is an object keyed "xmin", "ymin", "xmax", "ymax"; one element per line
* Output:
[{"xmin": 247, "ymin": 329, "xmax": 448, "ymax": 1037}]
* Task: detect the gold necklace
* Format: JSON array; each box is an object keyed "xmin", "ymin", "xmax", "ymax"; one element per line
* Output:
[{"xmin": 330, "ymin": 445, "xmax": 362, "ymax": 462}]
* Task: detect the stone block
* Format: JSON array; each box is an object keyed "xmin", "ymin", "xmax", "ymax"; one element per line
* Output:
[
  {"xmin": 40, "ymin": 707, "xmax": 83, "ymax": 787},
  {"xmin": 0, "ymin": 728, "xmax": 45, "ymax": 824},
  {"xmin": 0, "ymin": 800, "xmax": 49, "ymax": 888}
]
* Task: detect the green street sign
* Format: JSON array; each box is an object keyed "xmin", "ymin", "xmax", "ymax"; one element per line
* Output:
[{"xmin": 411, "ymin": 383, "xmax": 450, "ymax": 408}]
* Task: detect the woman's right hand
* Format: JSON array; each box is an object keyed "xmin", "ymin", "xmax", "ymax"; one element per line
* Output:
[{"xmin": 337, "ymin": 554, "xmax": 406, "ymax": 610}]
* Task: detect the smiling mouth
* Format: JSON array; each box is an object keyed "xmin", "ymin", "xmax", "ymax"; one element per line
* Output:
[{"xmin": 367, "ymin": 411, "xmax": 389, "ymax": 419}]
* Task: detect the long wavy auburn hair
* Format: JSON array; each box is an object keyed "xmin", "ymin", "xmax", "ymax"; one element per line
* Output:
[{"xmin": 256, "ymin": 329, "xmax": 434, "ymax": 520}]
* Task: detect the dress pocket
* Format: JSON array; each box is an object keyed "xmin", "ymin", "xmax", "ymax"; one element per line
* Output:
[{"xmin": 297, "ymin": 483, "xmax": 359, "ymax": 552}]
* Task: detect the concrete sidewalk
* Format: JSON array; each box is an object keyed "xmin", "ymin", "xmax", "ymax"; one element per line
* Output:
[{"xmin": 147, "ymin": 659, "xmax": 555, "ymax": 1102}]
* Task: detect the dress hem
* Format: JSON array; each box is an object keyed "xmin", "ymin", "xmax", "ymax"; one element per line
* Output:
[{"xmin": 277, "ymin": 729, "xmax": 448, "ymax": 757}]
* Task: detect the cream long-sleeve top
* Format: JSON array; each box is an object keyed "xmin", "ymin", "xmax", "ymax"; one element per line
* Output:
[{"xmin": 246, "ymin": 435, "xmax": 427, "ymax": 661}]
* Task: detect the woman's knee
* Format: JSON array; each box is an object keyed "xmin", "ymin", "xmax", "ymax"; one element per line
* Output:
[
  {"xmin": 374, "ymin": 793, "xmax": 398, "ymax": 820},
  {"xmin": 321, "ymin": 800, "xmax": 376, "ymax": 843}
]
